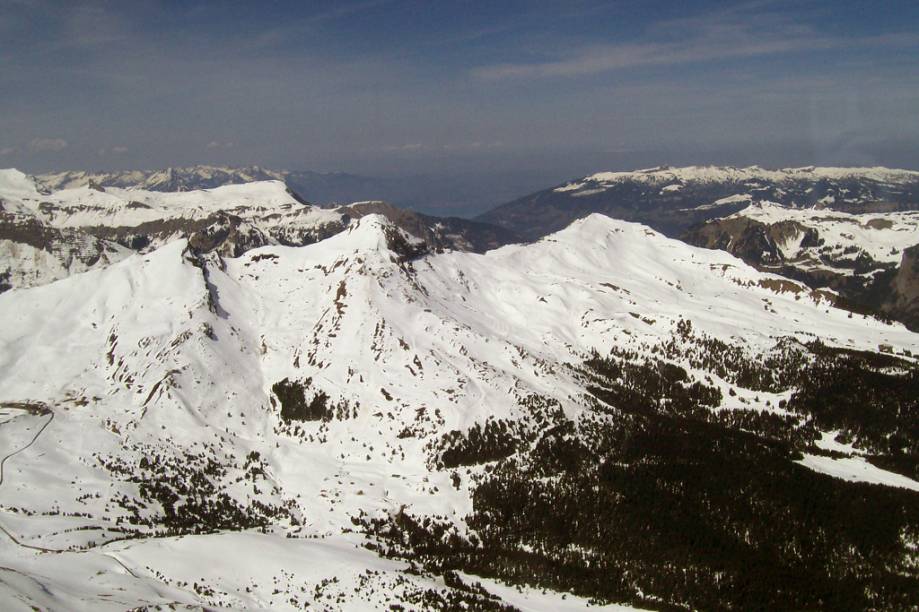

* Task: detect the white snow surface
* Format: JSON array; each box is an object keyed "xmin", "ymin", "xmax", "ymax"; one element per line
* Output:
[
  {"xmin": 728, "ymin": 201, "xmax": 919, "ymax": 265},
  {"xmin": 34, "ymin": 165, "xmax": 288, "ymax": 192},
  {"xmin": 9, "ymin": 178, "xmax": 338, "ymax": 230},
  {"xmin": 0, "ymin": 169, "xmax": 42, "ymax": 202},
  {"xmin": 797, "ymin": 455, "xmax": 919, "ymax": 491},
  {"xmin": 0, "ymin": 209, "xmax": 917, "ymax": 609},
  {"xmin": 554, "ymin": 165, "xmax": 919, "ymax": 194},
  {"xmin": 0, "ymin": 169, "xmax": 345, "ymax": 292}
]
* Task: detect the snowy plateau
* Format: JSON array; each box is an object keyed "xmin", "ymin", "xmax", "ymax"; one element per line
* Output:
[{"xmin": 0, "ymin": 167, "xmax": 918, "ymax": 610}]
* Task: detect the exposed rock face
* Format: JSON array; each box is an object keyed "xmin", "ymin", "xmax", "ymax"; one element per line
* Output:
[
  {"xmin": 686, "ymin": 216, "xmax": 761, "ymax": 257},
  {"xmin": 884, "ymin": 245, "xmax": 919, "ymax": 329},
  {"xmin": 684, "ymin": 203, "xmax": 919, "ymax": 330},
  {"xmin": 684, "ymin": 216, "xmax": 821, "ymax": 267},
  {"xmin": 0, "ymin": 210, "xmax": 130, "ymax": 292},
  {"xmin": 341, "ymin": 200, "xmax": 519, "ymax": 253}
]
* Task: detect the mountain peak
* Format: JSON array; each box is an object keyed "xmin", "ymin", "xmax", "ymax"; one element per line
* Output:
[
  {"xmin": 333, "ymin": 213, "xmax": 426, "ymax": 260},
  {"xmin": 0, "ymin": 168, "xmax": 40, "ymax": 199}
]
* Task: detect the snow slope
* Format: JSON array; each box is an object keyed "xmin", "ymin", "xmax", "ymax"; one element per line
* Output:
[
  {"xmin": 726, "ymin": 201, "xmax": 919, "ymax": 267},
  {"xmin": 0, "ymin": 171, "xmax": 343, "ymax": 293},
  {"xmin": 9, "ymin": 178, "xmax": 338, "ymax": 233},
  {"xmin": 0, "ymin": 212, "xmax": 916, "ymax": 609},
  {"xmin": 554, "ymin": 165, "xmax": 919, "ymax": 195},
  {"xmin": 35, "ymin": 165, "xmax": 288, "ymax": 193}
]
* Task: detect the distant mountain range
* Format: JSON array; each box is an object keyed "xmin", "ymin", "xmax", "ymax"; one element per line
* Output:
[
  {"xmin": 36, "ymin": 165, "xmax": 399, "ymax": 206},
  {"xmin": 33, "ymin": 165, "xmax": 536, "ymax": 218},
  {"xmin": 1, "ymin": 169, "xmax": 516, "ymax": 293},
  {"xmin": 685, "ymin": 202, "xmax": 919, "ymax": 330},
  {"xmin": 478, "ymin": 165, "xmax": 919, "ymax": 238}
]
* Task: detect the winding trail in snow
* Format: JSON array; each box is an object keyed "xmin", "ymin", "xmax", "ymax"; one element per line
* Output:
[
  {"xmin": 0, "ymin": 405, "xmax": 152, "ymax": 574},
  {"xmin": 0, "ymin": 403, "xmax": 57, "ymax": 552},
  {"xmin": 0, "ymin": 403, "xmax": 211, "ymax": 607},
  {"xmin": 0, "ymin": 403, "xmax": 54, "ymax": 487}
]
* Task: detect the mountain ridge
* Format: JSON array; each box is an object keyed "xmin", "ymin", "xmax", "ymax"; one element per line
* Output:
[{"xmin": 0, "ymin": 169, "xmax": 519, "ymax": 293}]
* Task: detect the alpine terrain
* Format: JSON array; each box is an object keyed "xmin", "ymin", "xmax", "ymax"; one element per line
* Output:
[
  {"xmin": 0, "ymin": 169, "xmax": 514, "ymax": 293},
  {"xmin": 0, "ymin": 167, "xmax": 917, "ymax": 610},
  {"xmin": 481, "ymin": 165, "xmax": 919, "ymax": 331},
  {"xmin": 479, "ymin": 165, "xmax": 919, "ymax": 238}
]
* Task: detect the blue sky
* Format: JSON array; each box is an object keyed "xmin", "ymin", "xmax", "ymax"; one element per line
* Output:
[{"xmin": 2, "ymin": 0, "xmax": 918, "ymax": 197}]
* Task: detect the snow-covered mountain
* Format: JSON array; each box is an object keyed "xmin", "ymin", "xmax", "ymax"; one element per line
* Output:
[
  {"xmin": 33, "ymin": 164, "xmax": 524, "ymax": 218},
  {"xmin": 0, "ymin": 169, "xmax": 516, "ymax": 293},
  {"xmin": 478, "ymin": 164, "xmax": 919, "ymax": 239},
  {"xmin": 35, "ymin": 165, "xmax": 289, "ymax": 193},
  {"xmin": 685, "ymin": 201, "xmax": 919, "ymax": 330},
  {"xmin": 1, "ymin": 172, "xmax": 917, "ymax": 611},
  {"xmin": 35, "ymin": 165, "xmax": 408, "ymax": 209}
]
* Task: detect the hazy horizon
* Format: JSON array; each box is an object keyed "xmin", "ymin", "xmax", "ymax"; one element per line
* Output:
[{"xmin": 3, "ymin": 0, "xmax": 918, "ymax": 214}]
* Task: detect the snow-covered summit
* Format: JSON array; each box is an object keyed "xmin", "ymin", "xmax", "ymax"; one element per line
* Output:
[{"xmin": 0, "ymin": 168, "xmax": 41, "ymax": 201}]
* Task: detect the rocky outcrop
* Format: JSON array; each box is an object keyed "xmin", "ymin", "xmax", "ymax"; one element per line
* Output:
[
  {"xmin": 341, "ymin": 201, "xmax": 519, "ymax": 253},
  {"xmin": 0, "ymin": 211, "xmax": 129, "ymax": 292},
  {"xmin": 684, "ymin": 210, "xmax": 918, "ymax": 330},
  {"xmin": 882, "ymin": 244, "xmax": 919, "ymax": 330}
]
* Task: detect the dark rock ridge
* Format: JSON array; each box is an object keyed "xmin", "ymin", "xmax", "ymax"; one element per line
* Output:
[
  {"xmin": 76, "ymin": 200, "xmax": 515, "ymax": 260},
  {"xmin": 885, "ymin": 245, "xmax": 919, "ymax": 328}
]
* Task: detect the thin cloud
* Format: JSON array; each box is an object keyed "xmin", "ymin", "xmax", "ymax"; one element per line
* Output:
[
  {"xmin": 98, "ymin": 145, "xmax": 129, "ymax": 156},
  {"xmin": 28, "ymin": 138, "xmax": 68, "ymax": 152},
  {"xmin": 471, "ymin": 6, "xmax": 917, "ymax": 80},
  {"xmin": 382, "ymin": 142, "xmax": 505, "ymax": 154},
  {"xmin": 473, "ymin": 37, "xmax": 824, "ymax": 80},
  {"xmin": 245, "ymin": 0, "xmax": 393, "ymax": 50},
  {"xmin": 382, "ymin": 143, "xmax": 425, "ymax": 152}
]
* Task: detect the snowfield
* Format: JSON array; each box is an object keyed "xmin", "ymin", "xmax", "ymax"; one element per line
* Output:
[
  {"xmin": 553, "ymin": 164, "xmax": 919, "ymax": 195},
  {"xmin": 727, "ymin": 201, "xmax": 919, "ymax": 267},
  {"xmin": 1, "ymin": 168, "xmax": 339, "ymax": 238},
  {"xmin": 0, "ymin": 170, "xmax": 917, "ymax": 608}
]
